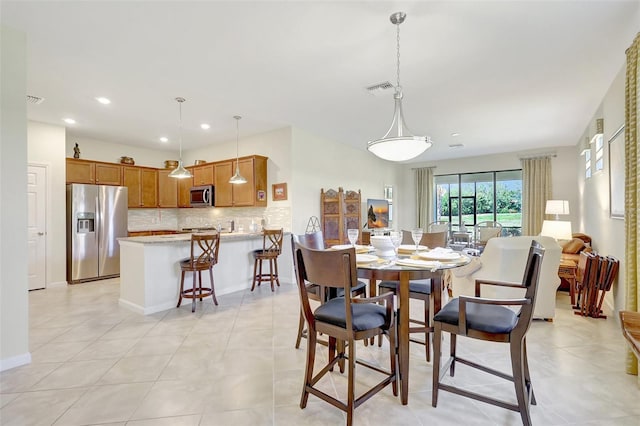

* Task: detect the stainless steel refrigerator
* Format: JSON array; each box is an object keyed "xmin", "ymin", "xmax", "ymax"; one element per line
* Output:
[{"xmin": 66, "ymin": 184, "xmax": 128, "ymax": 283}]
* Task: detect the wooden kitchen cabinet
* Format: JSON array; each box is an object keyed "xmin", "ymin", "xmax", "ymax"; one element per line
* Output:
[
  {"xmin": 158, "ymin": 169, "xmax": 178, "ymax": 208},
  {"xmin": 66, "ymin": 158, "xmax": 122, "ymax": 185},
  {"xmin": 213, "ymin": 155, "xmax": 267, "ymax": 207},
  {"xmin": 192, "ymin": 164, "xmax": 214, "ymax": 186},
  {"xmin": 177, "ymin": 169, "xmax": 194, "ymax": 207},
  {"xmin": 123, "ymin": 166, "xmax": 158, "ymax": 208}
]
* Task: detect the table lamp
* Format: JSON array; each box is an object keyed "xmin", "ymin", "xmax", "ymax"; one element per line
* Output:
[{"xmin": 540, "ymin": 199, "xmax": 572, "ymax": 240}]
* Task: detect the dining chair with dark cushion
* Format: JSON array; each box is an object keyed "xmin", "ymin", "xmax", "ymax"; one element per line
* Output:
[
  {"xmin": 293, "ymin": 243, "xmax": 397, "ymax": 426},
  {"xmin": 431, "ymin": 240, "xmax": 544, "ymax": 426}
]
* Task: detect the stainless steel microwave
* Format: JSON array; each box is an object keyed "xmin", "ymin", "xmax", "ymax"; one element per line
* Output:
[{"xmin": 190, "ymin": 185, "xmax": 215, "ymax": 207}]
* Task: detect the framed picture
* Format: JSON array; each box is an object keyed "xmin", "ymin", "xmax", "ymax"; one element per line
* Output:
[
  {"xmin": 272, "ymin": 182, "xmax": 287, "ymax": 201},
  {"xmin": 608, "ymin": 124, "xmax": 625, "ymax": 219}
]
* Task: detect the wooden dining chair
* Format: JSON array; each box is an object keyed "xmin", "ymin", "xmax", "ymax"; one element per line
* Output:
[
  {"xmin": 292, "ymin": 232, "xmax": 367, "ymax": 349},
  {"xmin": 177, "ymin": 232, "xmax": 220, "ymax": 312},
  {"xmin": 377, "ymin": 229, "xmax": 448, "ymax": 362},
  {"xmin": 432, "ymin": 240, "xmax": 544, "ymax": 426},
  {"xmin": 251, "ymin": 228, "xmax": 284, "ymax": 291},
  {"xmin": 574, "ymin": 251, "xmax": 599, "ymax": 316},
  {"xmin": 473, "ymin": 221, "xmax": 502, "ymax": 250},
  {"xmin": 292, "ymin": 242, "xmax": 397, "ymax": 426}
]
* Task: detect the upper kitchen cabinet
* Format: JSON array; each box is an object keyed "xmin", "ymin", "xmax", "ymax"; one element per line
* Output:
[
  {"xmin": 66, "ymin": 158, "xmax": 122, "ymax": 185},
  {"xmin": 214, "ymin": 155, "xmax": 267, "ymax": 207},
  {"xmin": 158, "ymin": 169, "xmax": 178, "ymax": 208},
  {"xmin": 177, "ymin": 168, "xmax": 194, "ymax": 208},
  {"xmin": 123, "ymin": 166, "xmax": 158, "ymax": 208},
  {"xmin": 192, "ymin": 164, "xmax": 214, "ymax": 186}
]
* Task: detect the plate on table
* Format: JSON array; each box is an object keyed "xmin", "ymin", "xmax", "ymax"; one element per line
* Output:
[
  {"xmin": 356, "ymin": 254, "xmax": 378, "ymax": 265},
  {"xmin": 397, "ymin": 244, "xmax": 428, "ymax": 254},
  {"xmin": 394, "ymin": 258, "xmax": 440, "ymax": 269},
  {"xmin": 418, "ymin": 251, "xmax": 464, "ymax": 262},
  {"xmin": 331, "ymin": 244, "xmax": 374, "ymax": 254}
]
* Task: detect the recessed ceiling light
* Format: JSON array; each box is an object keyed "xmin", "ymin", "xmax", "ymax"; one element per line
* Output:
[
  {"xmin": 200, "ymin": 123, "xmax": 211, "ymax": 130},
  {"xmin": 448, "ymin": 143, "xmax": 464, "ymax": 149},
  {"xmin": 451, "ymin": 132, "xmax": 461, "ymax": 137},
  {"xmin": 159, "ymin": 137, "xmax": 169, "ymax": 143},
  {"xmin": 95, "ymin": 97, "xmax": 111, "ymax": 105},
  {"xmin": 63, "ymin": 118, "xmax": 76, "ymax": 124}
]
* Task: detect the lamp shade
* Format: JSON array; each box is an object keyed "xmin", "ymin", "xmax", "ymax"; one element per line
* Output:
[
  {"xmin": 540, "ymin": 220, "xmax": 572, "ymax": 241},
  {"xmin": 545, "ymin": 200, "xmax": 570, "ymax": 215}
]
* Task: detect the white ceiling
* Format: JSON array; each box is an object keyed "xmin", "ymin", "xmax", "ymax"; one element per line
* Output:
[{"xmin": 3, "ymin": 1, "xmax": 639, "ymax": 162}]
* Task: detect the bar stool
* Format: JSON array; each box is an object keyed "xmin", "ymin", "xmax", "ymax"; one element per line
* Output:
[
  {"xmin": 251, "ymin": 228, "xmax": 284, "ymax": 291},
  {"xmin": 177, "ymin": 232, "xmax": 220, "ymax": 312}
]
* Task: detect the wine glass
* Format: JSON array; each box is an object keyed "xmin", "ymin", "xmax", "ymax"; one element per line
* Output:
[
  {"xmin": 347, "ymin": 228, "xmax": 359, "ymax": 247},
  {"xmin": 411, "ymin": 228, "xmax": 423, "ymax": 254},
  {"xmin": 389, "ymin": 231, "xmax": 402, "ymax": 258}
]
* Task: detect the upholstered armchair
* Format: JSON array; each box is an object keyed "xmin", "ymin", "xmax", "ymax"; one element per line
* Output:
[{"xmin": 450, "ymin": 236, "xmax": 562, "ymax": 320}]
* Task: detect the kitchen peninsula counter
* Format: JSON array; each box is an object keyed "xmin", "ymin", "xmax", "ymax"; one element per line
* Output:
[{"xmin": 118, "ymin": 231, "xmax": 293, "ymax": 315}]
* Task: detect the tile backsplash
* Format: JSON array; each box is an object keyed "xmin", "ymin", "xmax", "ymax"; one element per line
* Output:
[{"xmin": 128, "ymin": 206, "xmax": 291, "ymax": 232}]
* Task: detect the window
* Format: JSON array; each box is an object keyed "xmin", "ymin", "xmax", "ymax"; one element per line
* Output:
[
  {"xmin": 594, "ymin": 134, "xmax": 604, "ymax": 173},
  {"xmin": 435, "ymin": 170, "xmax": 522, "ymax": 236},
  {"xmin": 585, "ymin": 149, "xmax": 592, "ymax": 179}
]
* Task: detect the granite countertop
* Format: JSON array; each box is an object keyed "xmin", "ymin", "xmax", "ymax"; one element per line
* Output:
[{"xmin": 119, "ymin": 231, "xmax": 265, "ymax": 244}]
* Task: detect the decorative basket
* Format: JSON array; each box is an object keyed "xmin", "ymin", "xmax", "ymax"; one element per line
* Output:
[
  {"xmin": 164, "ymin": 160, "xmax": 179, "ymax": 169},
  {"xmin": 120, "ymin": 156, "xmax": 135, "ymax": 165}
]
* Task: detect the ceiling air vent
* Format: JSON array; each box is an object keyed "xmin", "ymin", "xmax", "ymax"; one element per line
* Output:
[
  {"xmin": 27, "ymin": 95, "xmax": 45, "ymax": 105},
  {"xmin": 366, "ymin": 81, "xmax": 394, "ymax": 96}
]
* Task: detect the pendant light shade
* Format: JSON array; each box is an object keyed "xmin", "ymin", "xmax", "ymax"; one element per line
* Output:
[
  {"xmin": 367, "ymin": 12, "xmax": 432, "ymax": 162},
  {"xmin": 168, "ymin": 97, "xmax": 193, "ymax": 179},
  {"xmin": 229, "ymin": 115, "xmax": 247, "ymax": 184}
]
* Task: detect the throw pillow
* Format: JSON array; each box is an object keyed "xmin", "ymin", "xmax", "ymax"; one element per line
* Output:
[{"xmin": 562, "ymin": 238, "xmax": 585, "ymax": 254}]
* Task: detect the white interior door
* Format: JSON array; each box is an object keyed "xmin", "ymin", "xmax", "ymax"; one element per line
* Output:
[{"xmin": 27, "ymin": 165, "xmax": 47, "ymax": 290}]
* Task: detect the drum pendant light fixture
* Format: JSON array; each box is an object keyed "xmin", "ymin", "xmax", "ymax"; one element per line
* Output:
[
  {"xmin": 367, "ymin": 12, "xmax": 432, "ymax": 162},
  {"xmin": 168, "ymin": 97, "xmax": 193, "ymax": 179},
  {"xmin": 229, "ymin": 115, "xmax": 247, "ymax": 184}
]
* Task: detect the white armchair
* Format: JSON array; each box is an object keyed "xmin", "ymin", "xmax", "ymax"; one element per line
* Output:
[{"xmin": 450, "ymin": 236, "xmax": 562, "ymax": 320}]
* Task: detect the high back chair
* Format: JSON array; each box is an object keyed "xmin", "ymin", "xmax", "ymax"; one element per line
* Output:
[
  {"xmin": 428, "ymin": 221, "xmax": 450, "ymax": 242},
  {"xmin": 177, "ymin": 232, "xmax": 220, "ymax": 312},
  {"xmin": 292, "ymin": 232, "xmax": 367, "ymax": 348},
  {"xmin": 251, "ymin": 228, "xmax": 284, "ymax": 291},
  {"xmin": 473, "ymin": 221, "xmax": 502, "ymax": 250},
  {"xmin": 379, "ymin": 230, "xmax": 448, "ymax": 361},
  {"xmin": 432, "ymin": 240, "xmax": 544, "ymax": 426},
  {"xmin": 293, "ymin": 243, "xmax": 397, "ymax": 426}
]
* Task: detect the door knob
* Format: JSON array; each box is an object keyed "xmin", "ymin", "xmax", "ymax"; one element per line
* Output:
[{"xmin": 37, "ymin": 232, "xmax": 44, "ymax": 236}]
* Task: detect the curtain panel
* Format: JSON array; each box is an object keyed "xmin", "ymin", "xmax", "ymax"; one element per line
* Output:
[
  {"xmin": 625, "ymin": 33, "xmax": 640, "ymax": 377},
  {"xmin": 520, "ymin": 157, "xmax": 551, "ymax": 236},
  {"xmin": 415, "ymin": 167, "xmax": 434, "ymax": 230}
]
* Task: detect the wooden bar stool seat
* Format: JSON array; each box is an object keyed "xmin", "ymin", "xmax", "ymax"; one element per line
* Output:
[
  {"xmin": 177, "ymin": 232, "xmax": 220, "ymax": 312},
  {"xmin": 251, "ymin": 228, "xmax": 284, "ymax": 291}
]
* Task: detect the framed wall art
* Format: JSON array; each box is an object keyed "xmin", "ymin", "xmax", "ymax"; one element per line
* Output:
[
  {"xmin": 608, "ymin": 124, "xmax": 625, "ymax": 219},
  {"xmin": 272, "ymin": 182, "xmax": 287, "ymax": 201}
]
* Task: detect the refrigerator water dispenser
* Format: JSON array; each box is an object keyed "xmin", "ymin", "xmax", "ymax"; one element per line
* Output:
[{"xmin": 76, "ymin": 212, "xmax": 95, "ymax": 233}]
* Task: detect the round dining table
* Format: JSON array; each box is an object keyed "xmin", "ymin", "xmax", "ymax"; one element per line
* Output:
[{"xmin": 357, "ymin": 255, "xmax": 470, "ymax": 405}]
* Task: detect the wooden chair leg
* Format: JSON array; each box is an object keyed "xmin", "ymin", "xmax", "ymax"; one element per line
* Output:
[
  {"xmin": 191, "ymin": 271, "xmax": 197, "ymax": 313},
  {"xmin": 295, "ymin": 310, "xmax": 305, "ymax": 349},
  {"xmin": 449, "ymin": 334, "xmax": 457, "ymax": 377},
  {"xmin": 198, "ymin": 271, "xmax": 203, "ymax": 301},
  {"xmin": 251, "ymin": 257, "xmax": 258, "ymax": 291},
  {"xmin": 258, "ymin": 258, "xmax": 264, "ymax": 289},
  {"xmin": 388, "ymin": 323, "xmax": 398, "ymax": 396},
  {"xmin": 511, "ymin": 339, "xmax": 533, "ymax": 426},
  {"xmin": 274, "ymin": 258, "xmax": 280, "ymax": 286},
  {"xmin": 523, "ymin": 338, "xmax": 536, "ymax": 405},
  {"xmin": 269, "ymin": 258, "xmax": 275, "ymax": 291},
  {"xmin": 300, "ymin": 330, "xmax": 316, "ymax": 408},
  {"xmin": 346, "ymin": 338, "xmax": 356, "ymax": 426},
  {"xmin": 177, "ymin": 270, "xmax": 185, "ymax": 308},
  {"xmin": 432, "ymin": 322, "xmax": 442, "ymax": 407},
  {"xmin": 209, "ymin": 267, "xmax": 218, "ymax": 306},
  {"xmin": 424, "ymin": 298, "xmax": 431, "ymax": 363}
]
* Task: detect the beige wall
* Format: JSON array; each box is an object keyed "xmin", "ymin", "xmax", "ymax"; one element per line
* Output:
[
  {"xmin": 1, "ymin": 25, "xmax": 30, "ymax": 371},
  {"xmin": 578, "ymin": 65, "xmax": 626, "ymax": 314},
  {"xmin": 28, "ymin": 121, "xmax": 67, "ymax": 285},
  {"xmin": 67, "ymin": 136, "xmax": 173, "ymax": 169}
]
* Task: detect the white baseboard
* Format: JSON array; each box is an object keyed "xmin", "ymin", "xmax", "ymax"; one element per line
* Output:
[
  {"xmin": 0, "ymin": 352, "xmax": 32, "ymax": 372},
  {"xmin": 48, "ymin": 281, "xmax": 68, "ymax": 288}
]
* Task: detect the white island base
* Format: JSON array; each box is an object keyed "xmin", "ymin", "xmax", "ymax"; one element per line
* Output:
[{"xmin": 118, "ymin": 232, "xmax": 293, "ymax": 315}]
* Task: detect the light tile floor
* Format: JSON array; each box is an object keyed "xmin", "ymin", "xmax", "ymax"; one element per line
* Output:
[{"xmin": 1, "ymin": 279, "xmax": 639, "ymax": 425}]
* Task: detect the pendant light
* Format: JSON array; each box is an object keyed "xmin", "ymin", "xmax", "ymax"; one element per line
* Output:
[
  {"xmin": 168, "ymin": 97, "xmax": 193, "ymax": 179},
  {"xmin": 229, "ymin": 115, "xmax": 247, "ymax": 184},
  {"xmin": 367, "ymin": 12, "xmax": 432, "ymax": 162}
]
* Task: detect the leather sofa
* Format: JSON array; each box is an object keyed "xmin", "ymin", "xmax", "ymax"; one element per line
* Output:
[{"xmin": 450, "ymin": 236, "xmax": 562, "ymax": 320}]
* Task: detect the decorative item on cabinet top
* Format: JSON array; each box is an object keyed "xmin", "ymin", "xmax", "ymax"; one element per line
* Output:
[
  {"xmin": 194, "ymin": 160, "xmax": 206, "ymax": 165},
  {"xmin": 120, "ymin": 156, "xmax": 135, "ymax": 165},
  {"xmin": 164, "ymin": 160, "xmax": 179, "ymax": 169}
]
